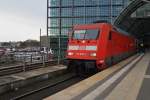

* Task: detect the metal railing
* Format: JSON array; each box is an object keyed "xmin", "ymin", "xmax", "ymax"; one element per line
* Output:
[{"xmin": 0, "ymin": 51, "xmax": 61, "ymax": 76}]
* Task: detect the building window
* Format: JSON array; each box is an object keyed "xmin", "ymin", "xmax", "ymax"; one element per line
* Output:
[
  {"xmin": 49, "ymin": 0, "xmax": 60, "ymax": 7},
  {"xmin": 49, "ymin": 18, "xmax": 59, "ymax": 27},
  {"xmin": 99, "ymin": 0, "xmax": 110, "ymax": 5},
  {"xmin": 73, "ymin": 18, "xmax": 85, "ymax": 25},
  {"xmin": 74, "ymin": 0, "xmax": 85, "ymax": 6},
  {"xmin": 61, "ymin": 18, "xmax": 72, "ymax": 27},
  {"xmin": 112, "ymin": 6, "xmax": 123, "ymax": 16},
  {"xmin": 74, "ymin": 7, "xmax": 85, "ymax": 17},
  {"xmin": 97, "ymin": 17, "xmax": 111, "ymax": 22},
  {"xmin": 61, "ymin": 0, "xmax": 73, "ymax": 6},
  {"xmin": 60, "ymin": 39, "xmax": 68, "ymax": 49},
  {"xmin": 61, "ymin": 28, "xmax": 71, "ymax": 36},
  {"xmin": 99, "ymin": 6, "xmax": 110, "ymax": 16},
  {"xmin": 49, "ymin": 8, "xmax": 59, "ymax": 17},
  {"xmin": 85, "ymin": 17, "xmax": 98, "ymax": 24},
  {"xmin": 61, "ymin": 8, "xmax": 72, "ymax": 17},
  {"xmin": 48, "ymin": 28, "xmax": 59, "ymax": 36},
  {"xmin": 112, "ymin": 0, "xmax": 123, "ymax": 5},
  {"xmin": 86, "ymin": 0, "xmax": 99, "ymax": 6},
  {"xmin": 86, "ymin": 7, "xmax": 98, "ymax": 16}
]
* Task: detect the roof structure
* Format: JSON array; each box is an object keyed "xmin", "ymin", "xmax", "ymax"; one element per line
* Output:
[{"xmin": 114, "ymin": 0, "xmax": 150, "ymax": 39}]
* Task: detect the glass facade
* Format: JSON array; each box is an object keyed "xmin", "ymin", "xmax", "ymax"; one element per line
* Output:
[{"xmin": 47, "ymin": 0, "xmax": 130, "ymax": 62}]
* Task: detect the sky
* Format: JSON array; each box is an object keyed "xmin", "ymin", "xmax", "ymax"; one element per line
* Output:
[{"xmin": 0, "ymin": 0, "xmax": 47, "ymax": 42}]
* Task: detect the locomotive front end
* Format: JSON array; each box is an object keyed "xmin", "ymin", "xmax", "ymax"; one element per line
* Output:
[
  {"xmin": 67, "ymin": 29, "xmax": 99, "ymax": 60},
  {"xmin": 66, "ymin": 25, "xmax": 102, "ymax": 74}
]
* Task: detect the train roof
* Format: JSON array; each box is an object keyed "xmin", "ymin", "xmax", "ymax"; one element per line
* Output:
[
  {"xmin": 73, "ymin": 23, "xmax": 112, "ymax": 29},
  {"xmin": 73, "ymin": 23, "xmax": 135, "ymax": 38}
]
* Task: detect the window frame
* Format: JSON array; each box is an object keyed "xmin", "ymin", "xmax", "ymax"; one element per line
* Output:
[{"xmin": 72, "ymin": 29, "xmax": 100, "ymax": 40}]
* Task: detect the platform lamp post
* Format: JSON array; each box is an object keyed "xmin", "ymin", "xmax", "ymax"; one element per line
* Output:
[
  {"xmin": 40, "ymin": 28, "xmax": 42, "ymax": 51},
  {"xmin": 40, "ymin": 28, "xmax": 45, "ymax": 67},
  {"xmin": 47, "ymin": 0, "xmax": 49, "ymax": 65},
  {"xmin": 40, "ymin": 28, "xmax": 43, "ymax": 65}
]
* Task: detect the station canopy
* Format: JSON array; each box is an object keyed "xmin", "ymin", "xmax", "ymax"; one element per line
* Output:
[{"xmin": 114, "ymin": 0, "xmax": 150, "ymax": 40}]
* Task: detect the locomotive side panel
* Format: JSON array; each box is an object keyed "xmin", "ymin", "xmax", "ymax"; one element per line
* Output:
[
  {"xmin": 96, "ymin": 24, "xmax": 111, "ymax": 69},
  {"xmin": 105, "ymin": 29, "xmax": 136, "ymax": 66}
]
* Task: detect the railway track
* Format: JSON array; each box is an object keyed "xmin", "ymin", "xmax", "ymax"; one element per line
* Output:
[
  {"xmin": 0, "ymin": 54, "xmax": 141, "ymax": 100},
  {"xmin": 0, "ymin": 61, "xmax": 58, "ymax": 76},
  {"xmin": 0, "ymin": 72, "xmax": 87, "ymax": 100}
]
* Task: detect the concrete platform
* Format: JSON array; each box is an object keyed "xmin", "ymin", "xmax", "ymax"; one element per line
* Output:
[
  {"xmin": 0, "ymin": 65, "xmax": 66, "ymax": 94},
  {"xmin": 104, "ymin": 53, "xmax": 148, "ymax": 100},
  {"xmin": 45, "ymin": 54, "xmax": 146, "ymax": 100}
]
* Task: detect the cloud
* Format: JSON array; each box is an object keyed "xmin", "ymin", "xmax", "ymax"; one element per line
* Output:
[{"xmin": 0, "ymin": 0, "xmax": 46, "ymax": 42}]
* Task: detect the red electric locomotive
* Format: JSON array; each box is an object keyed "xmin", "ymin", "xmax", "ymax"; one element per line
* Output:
[{"xmin": 66, "ymin": 23, "xmax": 137, "ymax": 73}]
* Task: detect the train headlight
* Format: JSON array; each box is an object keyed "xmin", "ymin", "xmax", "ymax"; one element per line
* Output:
[
  {"xmin": 90, "ymin": 53, "xmax": 97, "ymax": 57},
  {"xmin": 99, "ymin": 60, "xmax": 104, "ymax": 63},
  {"xmin": 68, "ymin": 52, "xmax": 74, "ymax": 56}
]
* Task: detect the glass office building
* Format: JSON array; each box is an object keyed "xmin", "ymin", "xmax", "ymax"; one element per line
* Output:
[{"xmin": 47, "ymin": 0, "xmax": 130, "ymax": 62}]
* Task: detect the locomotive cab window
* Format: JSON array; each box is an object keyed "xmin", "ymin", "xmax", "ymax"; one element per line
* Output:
[
  {"xmin": 73, "ymin": 29, "xmax": 99, "ymax": 40},
  {"xmin": 73, "ymin": 30, "xmax": 86, "ymax": 39}
]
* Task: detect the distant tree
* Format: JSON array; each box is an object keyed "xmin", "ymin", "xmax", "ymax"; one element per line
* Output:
[
  {"xmin": 1, "ymin": 42, "xmax": 11, "ymax": 47},
  {"xmin": 19, "ymin": 39, "xmax": 40, "ymax": 48},
  {"xmin": 19, "ymin": 41, "xmax": 27, "ymax": 48}
]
